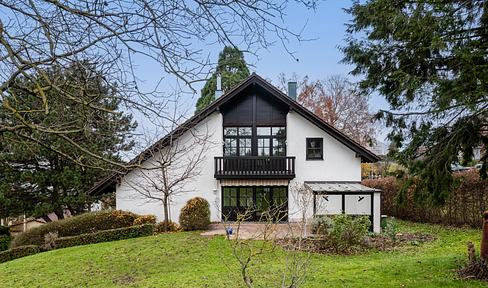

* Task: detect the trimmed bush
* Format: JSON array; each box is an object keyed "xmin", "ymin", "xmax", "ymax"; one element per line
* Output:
[
  {"xmin": 0, "ymin": 245, "xmax": 40, "ymax": 263},
  {"xmin": 0, "ymin": 235, "xmax": 10, "ymax": 252},
  {"xmin": 179, "ymin": 197, "xmax": 210, "ymax": 231},
  {"xmin": 11, "ymin": 210, "xmax": 143, "ymax": 249},
  {"xmin": 155, "ymin": 220, "xmax": 181, "ymax": 233},
  {"xmin": 134, "ymin": 214, "xmax": 156, "ymax": 226},
  {"xmin": 54, "ymin": 224, "xmax": 154, "ymax": 249}
]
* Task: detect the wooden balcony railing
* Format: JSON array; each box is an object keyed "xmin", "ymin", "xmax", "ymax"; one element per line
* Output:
[{"xmin": 214, "ymin": 156, "xmax": 296, "ymax": 179}]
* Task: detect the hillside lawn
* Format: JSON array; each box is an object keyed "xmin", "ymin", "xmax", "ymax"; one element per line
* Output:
[{"xmin": 0, "ymin": 219, "xmax": 484, "ymax": 287}]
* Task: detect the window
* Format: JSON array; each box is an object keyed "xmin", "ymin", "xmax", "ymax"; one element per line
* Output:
[
  {"xmin": 257, "ymin": 126, "xmax": 286, "ymax": 156},
  {"xmin": 224, "ymin": 127, "xmax": 251, "ymax": 156},
  {"xmin": 224, "ymin": 126, "xmax": 286, "ymax": 156},
  {"xmin": 306, "ymin": 138, "xmax": 323, "ymax": 160}
]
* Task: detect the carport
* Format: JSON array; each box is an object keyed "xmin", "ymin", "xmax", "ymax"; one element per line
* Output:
[{"xmin": 305, "ymin": 181, "xmax": 382, "ymax": 233}]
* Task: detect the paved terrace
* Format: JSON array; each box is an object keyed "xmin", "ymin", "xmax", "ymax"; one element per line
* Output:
[{"xmin": 200, "ymin": 222, "xmax": 313, "ymax": 239}]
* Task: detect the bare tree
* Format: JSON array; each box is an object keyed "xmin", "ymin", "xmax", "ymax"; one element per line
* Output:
[
  {"xmin": 122, "ymin": 120, "xmax": 214, "ymax": 231},
  {"xmin": 289, "ymin": 182, "xmax": 314, "ymax": 224},
  {"xmin": 221, "ymin": 208, "xmax": 319, "ymax": 288},
  {"xmin": 0, "ymin": 0, "xmax": 319, "ymax": 170},
  {"xmin": 278, "ymin": 74, "xmax": 377, "ymax": 146}
]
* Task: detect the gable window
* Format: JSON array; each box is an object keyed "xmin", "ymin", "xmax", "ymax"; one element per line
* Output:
[
  {"xmin": 306, "ymin": 138, "xmax": 323, "ymax": 160},
  {"xmin": 224, "ymin": 126, "xmax": 286, "ymax": 156},
  {"xmin": 224, "ymin": 127, "xmax": 251, "ymax": 156},
  {"xmin": 257, "ymin": 126, "xmax": 286, "ymax": 156}
]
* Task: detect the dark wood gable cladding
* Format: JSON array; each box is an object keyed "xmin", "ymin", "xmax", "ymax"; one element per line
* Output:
[
  {"xmin": 215, "ymin": 82, "xmax": 294, "ymax": 180},
  {"xmin": 221, "ymin": 84, "xmax": 287, "ymax": 125}
]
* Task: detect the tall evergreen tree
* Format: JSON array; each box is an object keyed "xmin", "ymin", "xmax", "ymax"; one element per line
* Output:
[
  {"xmin": 341, "ymin": 1, "xmax": 488, "ymax": 206},
  {"xmin": 0, "ymin": 62, "xmax": 137, "ymax": 222},
  {"xmin": 195, "ymin": 47, "xmax": 250, "ymax": 113}
]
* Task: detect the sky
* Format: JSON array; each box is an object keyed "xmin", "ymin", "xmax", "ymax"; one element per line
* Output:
[{"xmin": 133, "ymin": 0, "xmax": 391, "ymax": 143}]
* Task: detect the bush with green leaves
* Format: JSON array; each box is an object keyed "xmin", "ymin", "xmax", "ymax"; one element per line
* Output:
[
  {"xmin": 179, "ymin": 197, "xmax": 210, "ymax": 231},
  {"xmin": 54, "ymin": 224, "xmax": 154, "ymax": 249},
  {"xmin": 316, "ymin": 213, "xmax": 371, "ymax": 253},
  {"xmin": 0, "ymin": 226, "xmax": 10, "ymax": 236},
  {"xmin": 311, "ymin": 215, "xmax": 334, "ymax": 234},
  {"xmin": 0, "ymin": 235, "xmax": 10, "ymax": 252},
  {"xmin": 11, "ymin": 210, "xmax": 143, "ymax": 249},
  {"xmin": 385, "ymin": 216, "xmax": 399, "ymax": 242},
  {"xmin": 0, "ymin": 245, "xmax": 40, "ymax": 263}
]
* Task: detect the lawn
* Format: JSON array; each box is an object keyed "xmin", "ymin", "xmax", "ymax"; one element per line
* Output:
[{"xmin": 0, "ymin": 219, "xmax": 485, "ymax": 287}]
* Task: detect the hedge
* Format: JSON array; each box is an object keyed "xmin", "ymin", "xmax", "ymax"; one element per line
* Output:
[
  {"xmin": 11, "ymin": 210, "xmax": 142, "ymax": 249},
  {"xmin": 0, "ymin": 245, "xmax": 40, "ymax": 263},
  {"xmin": 362, "ymin": 170, "xmax": 488, "ymax": 228},
  {"xmin": 54, "ymin": 224, "xmax": 154, "ymax": 249}
]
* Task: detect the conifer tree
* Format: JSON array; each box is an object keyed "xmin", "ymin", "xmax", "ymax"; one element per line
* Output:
[
  {"xmin": 195, "ymin": 47, "xmax": 250, "ymax": 113},
  {"xmin": 0, "ymin": 62, "xmax": 137, "ymax": 222}
]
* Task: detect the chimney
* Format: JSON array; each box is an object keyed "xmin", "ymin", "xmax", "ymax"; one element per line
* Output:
[
  {"xmin": 215, "ymin": 74, "xmax": 223, "ymax": 99},
  {"xmin": 288, "ymin": 82, "xmax": 297, "ymax": 101}
]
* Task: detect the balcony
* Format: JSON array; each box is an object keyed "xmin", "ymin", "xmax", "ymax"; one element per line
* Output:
[{"xmin": 214, "ymin": 156, "xmax": 296, "ymax": 180}]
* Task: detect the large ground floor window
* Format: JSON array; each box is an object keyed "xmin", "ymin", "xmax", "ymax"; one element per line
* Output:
[{"xmin": 222, "ymin": 186, "xmax": 288, "ymax": 222}]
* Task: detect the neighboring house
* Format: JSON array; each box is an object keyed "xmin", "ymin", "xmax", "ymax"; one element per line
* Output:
[
  {"xmin": 366, "ymin": 140, "xmax": 389, "ymax": 158},
  {"xmin": 8, "ymin": 211, "xmax": 72, "ymax": 235},
  {"xmin": 87, "ymin": 73, "xmax": 382, "ymax": 232},
  {"xmin": 9, "ymin": 219, "xmax": 45, "ymax": 235}
]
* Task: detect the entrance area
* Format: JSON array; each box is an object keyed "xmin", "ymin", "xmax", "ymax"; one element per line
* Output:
[{"xmin": 222, "ymin": 186, "xmax": 288, "ymax": 222}]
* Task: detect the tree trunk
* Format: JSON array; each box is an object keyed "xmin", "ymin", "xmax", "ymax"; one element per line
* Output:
[
  {"xmin": 163, "ymin": 195, "xmax": 169, "ymax": 232},
  {"xmin": 480, "ymin": 211, "xmax": 488, "ymax": 258},
  {"xmin": 41, "ymin": 215, "xmax": 52, "ymax": 223},
  {"xmin": 54, "ymin": 210, "xmax": 64, "ymax": 221}
]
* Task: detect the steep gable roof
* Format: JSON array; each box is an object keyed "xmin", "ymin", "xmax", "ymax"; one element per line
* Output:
[{"xmin": 87, "ymin": 73, "xmax": 379, "ymax": 196}]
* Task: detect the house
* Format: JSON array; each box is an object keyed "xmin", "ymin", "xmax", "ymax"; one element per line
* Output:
[
  {"xmin": 366, "ymin": 140, "xmax": 389, "ymax": 158},
  {"xmin": 7, "ymin": 211, "xmax": 72, "ymax": 235},
  {"xmin": 87, "ymin": 73, "xmax": 382, "ymax": 232}
]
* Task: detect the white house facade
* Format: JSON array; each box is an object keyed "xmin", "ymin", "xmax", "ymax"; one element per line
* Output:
[{"xmin": 87, "ymin": 73, "xmax": 382, "ymax": 232}]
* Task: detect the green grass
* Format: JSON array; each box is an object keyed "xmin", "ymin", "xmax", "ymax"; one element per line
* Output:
[{"xmin": 0, "ymin": 219, "xmax": 484, "ymax": 287}]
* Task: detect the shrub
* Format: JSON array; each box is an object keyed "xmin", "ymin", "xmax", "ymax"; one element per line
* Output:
[
  {"xmin": 317, "ymin": 214, "xmax": 371, "ymax": 253},
  {"xmin": 0, "ymin": 226, "xmax": 10, "ymax": 236},
  {"xmin": 179, "ymin": 197, "xmax": 211, "ymax": 231},
  {"xmin": 134, "ymin": 214, "xmax": 156, "ymax": 226},
  {"xmin": 54, "ymin": 224, "xmax": 154, "ymax": 249},
  {"xmin": 311, "ymin": 215, "xmax": 333, "ymax": 234},
  {"xmin": 155, "ymin": 220, "xmax": 181, "ymax": 233},
  {"xmin": 0, "ymin": 245, "xmax": 40, "ymax": 263},
  {"xmin": 0, "ymin": 235, "xmax": 10, "ymax": 252},
  {"xmin": 42, "ymin": 232, "xmax": 58, "ymax": 251},
  {"xmin": 11, "ymin": 210, "xmax": 143, "ymax": 249},
  {"xmin": 385, "ymin": 216, "xmax": 399, "ymax": 241}
]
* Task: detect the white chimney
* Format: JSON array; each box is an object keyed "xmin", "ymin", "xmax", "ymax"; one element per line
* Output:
[{"xmin": 215, "ymin": 74, "xmax": 223, "ymax": 99}]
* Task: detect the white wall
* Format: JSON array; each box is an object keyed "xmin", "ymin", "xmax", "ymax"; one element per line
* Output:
[
  {"xmin": 116, "ymin": 112, "xmax": 223, "ymax": 224},
  {"xmin": 286, "ymin": 111, "xmax": 362, "ymax": 222},
  {"xmin": 116, "ymin": 109, "xmax": 365, "ymax": 226}
]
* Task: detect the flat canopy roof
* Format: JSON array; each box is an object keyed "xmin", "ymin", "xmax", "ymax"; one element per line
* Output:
[{"xmin": 304, "ymin": 181, "xmax": 382, "ymax": 193}]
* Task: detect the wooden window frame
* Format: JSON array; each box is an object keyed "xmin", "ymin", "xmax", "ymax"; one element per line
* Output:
[{"xmin": 306, "ymin": 138, "xmax": 323, "ymax": 160}]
